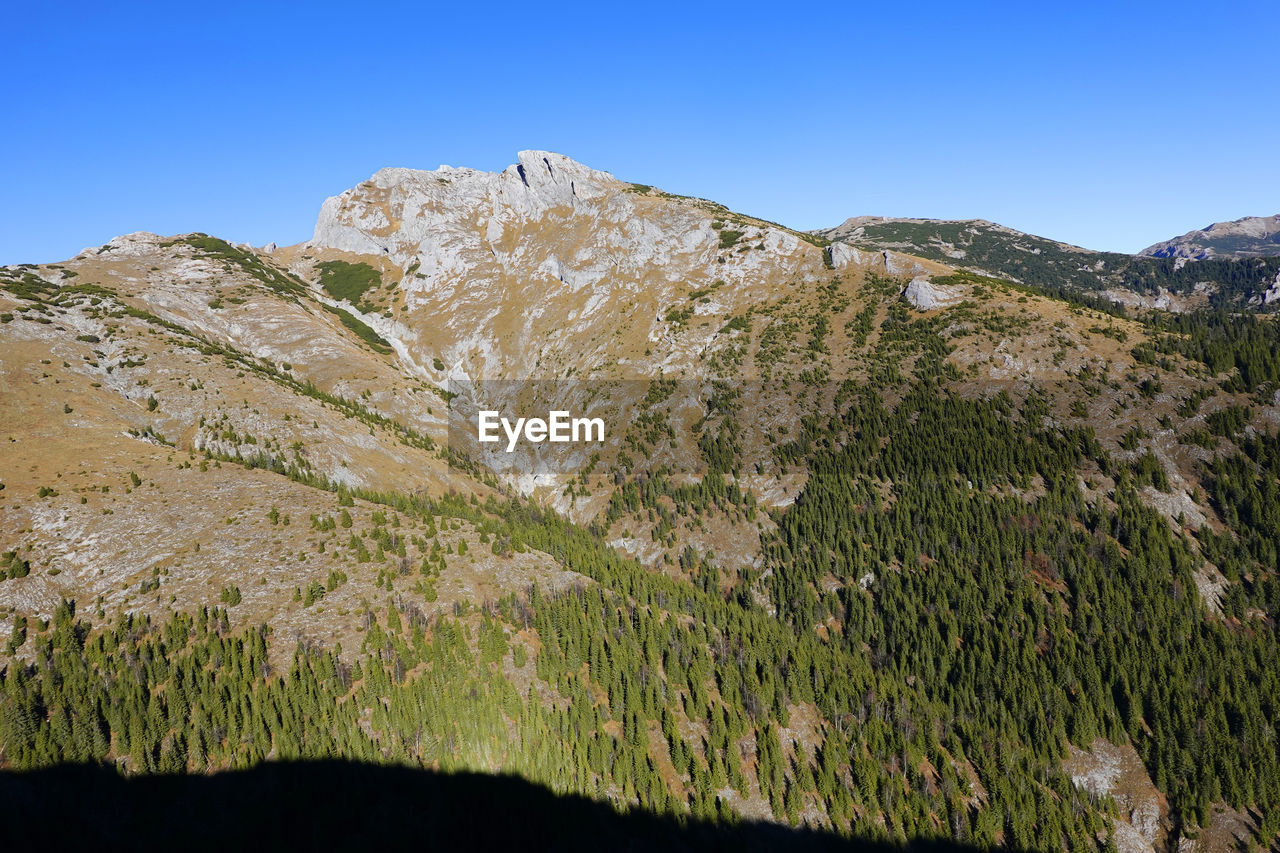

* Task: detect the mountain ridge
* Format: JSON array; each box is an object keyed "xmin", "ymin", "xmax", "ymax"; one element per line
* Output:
[
  {"xmin": 1139, "ymin": 213, "xmax": 1280, "ymax": 260},
  {"xmin": 814, "ymin": 214, "xmax": 1280, "ymax": 310}
]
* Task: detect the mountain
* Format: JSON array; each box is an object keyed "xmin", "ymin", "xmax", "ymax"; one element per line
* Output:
[
  {"xmin": 818, "ymin": 216, "xmax": 1280, "ymax": 310},
  {"xmin": 1139, "ymin": 214, "xmax": 1280, "ymax": 260},
  {"xmin": 300, "ymin": 150, "xmax": 846, "ymax": 383},
  {"xmin": 2, "ymin": 152, "xmax": 1279, "ymax": 852}
]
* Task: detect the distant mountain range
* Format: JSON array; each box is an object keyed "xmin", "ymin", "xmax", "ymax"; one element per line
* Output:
[
  {"xmin": 816, "ymin": 215, "xmax": 1280, "ymax": 310},
  {"xmin": 1139, "ymin": 214, "xmax": 1280, "ymax": 260}
]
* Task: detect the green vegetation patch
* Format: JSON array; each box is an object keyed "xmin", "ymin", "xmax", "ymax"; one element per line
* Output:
[
  {"xmin": 1, "ymin": 550, "xmax": 31, "ymax": 581},
  {"xmin": 316, "ymin": 260, "xmax": 382, "ymax": 308},
  {"xmin": 0, "ymin": 270, "xmax": 59, "ymax": 301},
  {"xmin": 168, "ymin": 234, "xmax": 306, "ymax": 298},
  {"xmin": 717, "ymin": 229, "xmax": 745, "ymax": 250},
  {"xmin": 319, "ymin": 302, "xmax": 394, "ymax": 355},
  {"xmin": 1152, "ymin": 311, "xmax": 1280, "ymax": 395}
]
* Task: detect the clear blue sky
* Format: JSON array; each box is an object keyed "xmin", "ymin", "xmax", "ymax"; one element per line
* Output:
[{"xmin": 4, "ymin": 1, "xmax": 1277, "ymax": 265}]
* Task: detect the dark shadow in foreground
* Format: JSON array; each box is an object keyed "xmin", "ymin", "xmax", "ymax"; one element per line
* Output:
[{"xmin": 0, "ymin": 761, "xmax": 1025, "ymax": 852}]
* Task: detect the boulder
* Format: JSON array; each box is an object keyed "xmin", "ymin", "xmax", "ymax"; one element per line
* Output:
[{"xmin": 903, "ymin": 276, "xmax": 962, "ymax": 310}]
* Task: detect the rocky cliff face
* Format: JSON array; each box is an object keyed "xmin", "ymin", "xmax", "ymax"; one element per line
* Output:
[
  {"xmin": 1139, "ymin": 214, "xmax": 1280, "ymax": 260},
  {"xmin": 312, "ymin": 152, "xmax": 632, "ymax": 271},
  {"xmin": 301, "ymin": 151, "xmax": 946, "ymax": 384},
  {"xmin": 306, "ymin": 151, "xmax": 796, "ymax": 380}
]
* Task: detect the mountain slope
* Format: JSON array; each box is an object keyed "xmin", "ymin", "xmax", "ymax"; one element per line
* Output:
[{"xmin": 1140, "ymin": 213, "xmax": 1280, "ymax": 260}]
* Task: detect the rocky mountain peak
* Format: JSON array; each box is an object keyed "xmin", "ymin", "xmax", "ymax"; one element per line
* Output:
[
  {"xmin": 508, "ymin": 150, "xmax": 621, "ymax": 197},
  {"xmin": 299, "ymin": 150, "xmax": 863, "ymax": 385},
  {"xmin": 309, "ymin": 151, "xmax": 624, "ymax": 267}
]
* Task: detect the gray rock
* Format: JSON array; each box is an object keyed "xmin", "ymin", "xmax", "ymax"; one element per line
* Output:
[
  {"xmin": 903, "ymin": 276, "xmax": 962, "ymax": 310},
  {"xmin": 827, "ymin": 242, "xmax": 865, "ymax": 269},
  {"xmin": 1263, "ymin": 271, "xmax": 1280, "ymax": 304}
]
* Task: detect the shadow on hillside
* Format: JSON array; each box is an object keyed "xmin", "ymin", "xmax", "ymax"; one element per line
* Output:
[{"xmin": 0, "ymin": 760, "xmax": 1015, "ymax": 852}]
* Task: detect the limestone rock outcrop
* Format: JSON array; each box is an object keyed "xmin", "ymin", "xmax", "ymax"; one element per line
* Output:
[{"xmin": 902, "ymin": 276, "xmax": 962, "ymax": 310}]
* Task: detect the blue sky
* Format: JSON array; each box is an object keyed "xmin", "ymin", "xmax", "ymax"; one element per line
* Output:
[{"xmin": 4, "ymin": 1, "xmax": 1277, "ymax": 264}]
